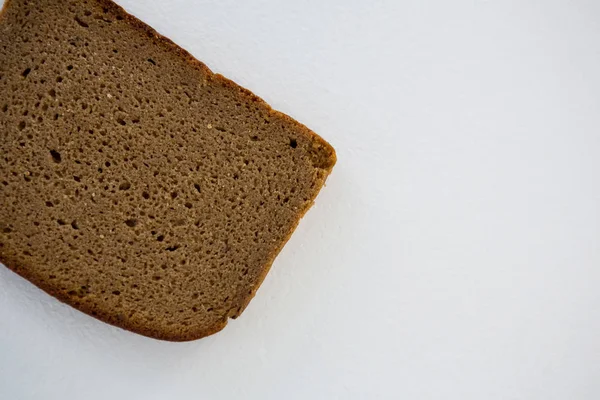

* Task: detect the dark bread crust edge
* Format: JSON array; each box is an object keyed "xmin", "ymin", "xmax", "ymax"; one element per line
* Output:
[{"xmin": 0, "ymin": 0, "xmax": 336, "ymax": 341}]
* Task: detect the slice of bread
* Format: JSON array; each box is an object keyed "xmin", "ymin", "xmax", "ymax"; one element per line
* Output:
[{"xmin": 0, "ymin": 0, "xmax": 335, "ymax": 341}]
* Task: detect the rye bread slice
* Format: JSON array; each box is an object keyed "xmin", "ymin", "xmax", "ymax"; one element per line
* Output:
[{"xmin": 0, "ymin": 0, "xmax": 336, "ymax": 341}]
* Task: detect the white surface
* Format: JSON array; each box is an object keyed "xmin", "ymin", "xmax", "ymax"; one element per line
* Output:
[{"xmin": 1, "ymin": 0, "xmax": 600, "ymax": 398}]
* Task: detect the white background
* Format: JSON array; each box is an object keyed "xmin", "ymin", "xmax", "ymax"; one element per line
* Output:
[{"xmin": 1, "ymin": 0, "xmax": 600, "ymax": 398}]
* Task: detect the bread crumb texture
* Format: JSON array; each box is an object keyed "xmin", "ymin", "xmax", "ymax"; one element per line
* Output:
[{"xmin": 0, "ymin": 0, "xmax": 336, "ymax": 341}]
